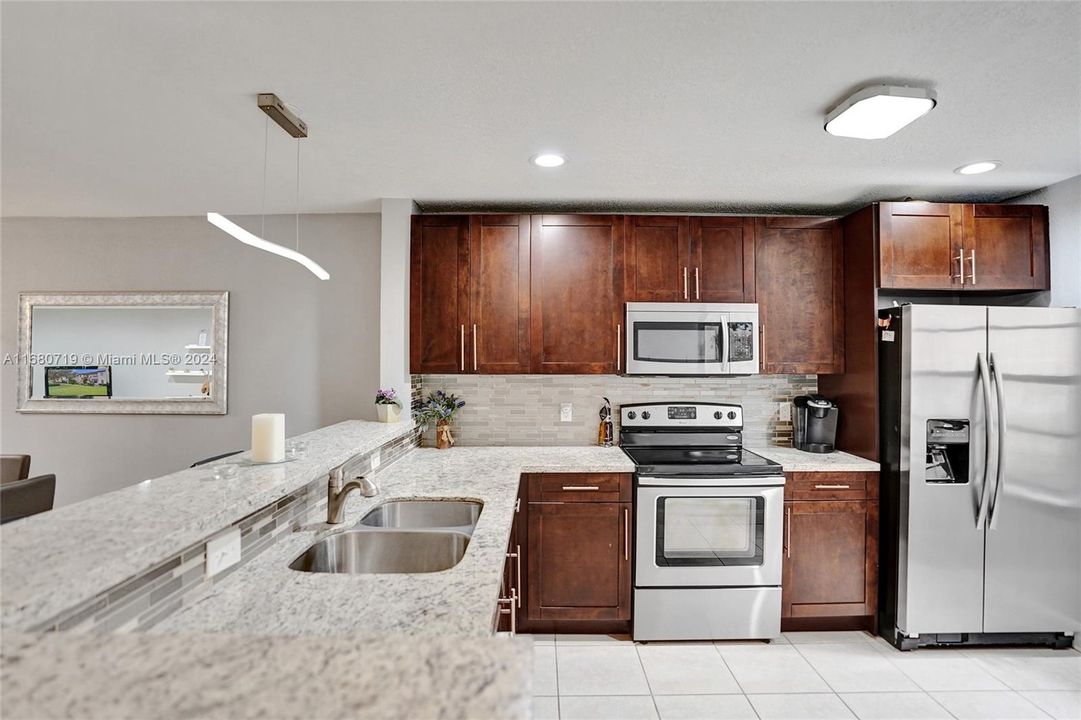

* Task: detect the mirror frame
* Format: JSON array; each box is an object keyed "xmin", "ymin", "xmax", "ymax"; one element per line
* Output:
[{"xmin": 16, "ymin": 291, "xmax": 229, "ymax": 415}]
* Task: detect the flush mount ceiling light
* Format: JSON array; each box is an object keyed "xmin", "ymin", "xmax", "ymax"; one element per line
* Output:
[
  {"xmin": 955, "ymin": 161, "xmax": 1002, "ymax": 175},
  {"xmin": 531, "ymin": 153, "xmax": 566, "ymax": 168},
  {"xmin": 824, "ymin": 85, "xmax": 937, "ymax": 139},
  {"xmin": 207, "ymin": 93, "xmax": 329, "ymax": 280}
]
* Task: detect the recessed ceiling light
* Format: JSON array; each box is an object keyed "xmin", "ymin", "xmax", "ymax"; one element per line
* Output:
[
  {"xmin": 954, "ymin": 161, "xmax": 1002, "ymax": 175},
  {"xmin": 824, "ymin": 85, "xmax": 937, "ymax": 139},
  {"xmin": 531, "ymin": 153, "xmax": 566, "ymax": 168}
]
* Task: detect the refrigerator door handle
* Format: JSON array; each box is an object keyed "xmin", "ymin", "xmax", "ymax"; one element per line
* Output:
[
  {"xmin": 988, "ymin": 353, "xmax": 1006, "ymax": 530},
  {"xmin": 975, "ymin": 352, "xmax": 994, "ymax": 530}
]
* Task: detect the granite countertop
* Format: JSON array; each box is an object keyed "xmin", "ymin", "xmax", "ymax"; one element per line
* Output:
[
  {"xmin": 0, "ymin": 632, "xmax": 532, "ymax": 720},
  {"xmin": 153, "ymin": 445, "xmax": 635, "ymax": 638},
  {"xmin": 1, "ymin": 419, "xmax": 417, "ymax": 632},
  {"xmin": 752, "ymin": 446, "xmax": 880, "ymax": 472}
]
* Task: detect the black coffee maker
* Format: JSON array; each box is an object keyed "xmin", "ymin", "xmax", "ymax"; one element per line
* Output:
[{"xmin": 793, "ymin": 395, "xmax": 839, "ymax": 454}]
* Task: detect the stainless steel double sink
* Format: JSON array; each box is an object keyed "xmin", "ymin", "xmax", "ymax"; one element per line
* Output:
[{"xmin": 289, "ymin": 500, "xmax": 482, "ymax": 575}]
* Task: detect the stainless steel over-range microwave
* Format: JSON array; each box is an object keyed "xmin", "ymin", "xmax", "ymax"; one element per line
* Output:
[{"xmin": 625, "ymin": 302, "xmax": 760, "ymax": 375}]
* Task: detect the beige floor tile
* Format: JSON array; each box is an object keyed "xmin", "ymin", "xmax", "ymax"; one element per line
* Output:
[
  {"xmin": 839, "ymin": 692, "xmax": 952, "ymax": 719},
  {"xmin": 557, "ymin": 645, "xmax": 651, "ymax": 696},
  {"xmin": 887, "ymin": 654, "xmax": 1009, "ymax": 691},
  {"xmin": 749, "ymin": 693, "xmax": 856, "ymax": 719},
  {"xmin": 637, "ymin": 644, "xmax": 740, "ymax": 695},
  {"xmin": 533, "ymin": 695, "xmax": 561, "ymax": 720},
  {"xmin": 931, "ymin": 691, "xmax": 1052, "ymax": 719},
  {"xmin": 797, "ymin": 642, "xmax": 920, "ymax": 693},
  {"xmin": 560, "ymin": 695, "xmax": 659, "ymax": 720},
  {"xmin": 971, "ymin": 654, "xmax": 1081, "ymax": 691},
  {"xmin": 534, "ymin": 645, "xmax": 558, "ymax": 696},
  {"xmin": 1020, "ymin": 691, "xmax": 1081, "ymax": 720},
  {"xmin": 717, "ymin": 644, "xmax": 831, "ymax": 694},
  {"xmin": 653, "ymin": 694, "xmax": 758, "ymax": 720}
]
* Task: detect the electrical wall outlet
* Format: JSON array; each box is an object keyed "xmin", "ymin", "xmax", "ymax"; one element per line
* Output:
[
  {"xmin": 205, "ymin": 528, "xmax": 241, "ymax": 578},
  {"xmin": 779, "ymin": 402, "xmax": 792, "ymax": 421},
  {"xmin": 560, "ymin": 403, "xmax": 573, "ymax": 422},
  {"xmin": 370, "ymin": 448, "xmax": 381, "ymax": 470}
]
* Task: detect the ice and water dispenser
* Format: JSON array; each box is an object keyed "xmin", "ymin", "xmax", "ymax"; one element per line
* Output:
[{"xmin": 925, "ymin": 420, "xmax": 970, "ymax": 483}]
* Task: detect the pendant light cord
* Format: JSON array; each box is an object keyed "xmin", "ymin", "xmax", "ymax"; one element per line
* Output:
[
  {"xmin": 295, "ymin": 136, "xmax": 301, "ymax": 252},
  {"xmin": 260, "ymin": 115, "xmax": 269, "ymax": 240}
]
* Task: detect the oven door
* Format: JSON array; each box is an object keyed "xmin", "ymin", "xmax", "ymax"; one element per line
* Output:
[
  {"xmin": 625, "ymin": 303, "xmax": 759, "ymax": 375},
  {"xmin": 636, "ymin": 484, "xmax": 783, "ymax": 587}
]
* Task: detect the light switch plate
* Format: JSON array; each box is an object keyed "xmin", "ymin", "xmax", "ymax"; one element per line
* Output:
[
  {"xmin": 779, "ymin": 402, "xmax": 791, "ymax": 421},
  {"xmin": 370, "ymin": 449, "xmax": 381, "ymax": 470},
  {"xmin": 560, "ymin": 403, "xmax": 573, "ymax": 422},
  {"xmin": 205, "ymin": 528, "xmax": 241, "ymax": 578}
]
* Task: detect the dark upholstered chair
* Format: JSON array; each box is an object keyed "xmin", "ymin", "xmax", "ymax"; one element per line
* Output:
[
  {"xmin": 1, "ymin": 455, "xmax": 31, "ymax": 484},
  {"xmin": 1, "ymin": 474, "xmax": 56, "ymax": 524}
]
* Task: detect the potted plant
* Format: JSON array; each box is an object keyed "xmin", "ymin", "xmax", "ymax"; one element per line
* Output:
[
  {"xmin": 413, "ymin": 390, "xmax": 465, "ymax": 449},
  {"xmin": 375, "ymin": 388, "xmax": 401, "ymax": 423}
]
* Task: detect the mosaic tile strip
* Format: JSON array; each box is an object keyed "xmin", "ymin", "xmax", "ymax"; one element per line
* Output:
[{"xmin": 417, "ymin": 374, "xmax": 817, "ymax": 448}]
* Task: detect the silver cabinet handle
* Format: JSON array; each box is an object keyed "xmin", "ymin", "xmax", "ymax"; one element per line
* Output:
[
  {"xmin": 498, "ymin": 592, "xmax": 516, "ymax": 635},
  {"xmin": 561, "ymin": 485, "xmax": 600, "ymax": 491},
  {"xmin": 623, "ymin": 507, "xmax": 630, "ymax": 561},
  {"xmin": 515, "ymin": 544, "xmax": 522, "ymax": 607},
  {"xmin": 975, "ymin": 352, "xmax": 994, "ymax": 529},
  {"xmin": 460, "ymin": 325, "xmax": 465, "ymax": 371},
  {"xmin": 952, "ymin": 251, "xmax": 965, "ymax": 285},
  {"xmin": 683, "ymin": 267, "xmax": 689, "ymax": 300},
  {"xmin": 616, "ymin": 323, "xmax": 621, "ymax": 372},
  {"xmin": 969, "ymin": 250, "xmax": 977, "ymax": 285},
  {"xmin": 785, "ymin": 506, "xmax": 792, "ymax": 558},
  {"xmin": 988, "ymin": 353, "xmax": 1006, "ymax": 530},
  {"xmin": 814, "ymin": 484, "xmax": 850, "ymax": 489},
  {"xmin": 515, "ymin": 497, "xmax": 521, "ymax": 513},
  {"xmin": 472, "ymin": 323, "xmax": 478, "ymax": 371},
  {"xmin": 695, "ymin": 267, "xmax": 700, "ymax": 300}
]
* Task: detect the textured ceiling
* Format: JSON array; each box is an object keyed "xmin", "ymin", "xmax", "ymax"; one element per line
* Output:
[{"xmin": 2, "ymin": 1, "xmax": 1079, "ymax": 218}]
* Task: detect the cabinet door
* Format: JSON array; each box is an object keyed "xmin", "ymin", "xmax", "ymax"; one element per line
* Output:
[
  {"xmin": 755, "ymin": 217, "xmax": 844, "ymax": 374},
  {"xmin": 625, "ymin": 215, "xmax": 690, "ymax": 302},
  {"xmin": 527, "ymin": 501, "xmax": 631, "ymax": 621},
  {"xmin": 410, "ymin": 216, "xmax": 469, "ymax": 373},
  {"xmin": 469, "ymin": 215, "xmax": 531, "ymax": 373},
  {"xmin": 963, "ymin": 204, "xmax": 1049, "ymax": 291},
  {"xmin": 690, "ymin": 216, "xmax": 755, "ymax": 302},
  {"xmin": 878, "ymin": 202, "xmax": 964, "ymax": 290},
  {"xmin": 530, "ymin": 215, "xmax": 625, "ymax": 373},
  {"xmin": 782, "ymin": 500, "xmax": 875, "ymax": 618}
]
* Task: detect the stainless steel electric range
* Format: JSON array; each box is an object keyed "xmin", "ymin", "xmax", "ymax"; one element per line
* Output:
[{"xmin": 620, "ymin": 402, "xmax": 785, "ymax": 641}]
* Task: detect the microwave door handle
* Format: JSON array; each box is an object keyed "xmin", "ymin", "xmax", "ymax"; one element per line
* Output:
[{"xmin": 719, "ymin": 316, "xmax": 728, "ymax": 369}]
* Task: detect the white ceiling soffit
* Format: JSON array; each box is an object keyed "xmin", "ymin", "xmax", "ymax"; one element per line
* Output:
[{"xmin": 2, "ymin": 1, "xmax": 1079, "ymax": 218}]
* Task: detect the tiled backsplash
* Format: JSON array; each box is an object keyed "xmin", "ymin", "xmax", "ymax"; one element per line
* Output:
[
  {"xmin": 30, "ymin": 426, "xmax": 422, "ymax": 634},
  {"xmin": 417, "ymin": 375, "xmax": 817, "ymax": 447}
]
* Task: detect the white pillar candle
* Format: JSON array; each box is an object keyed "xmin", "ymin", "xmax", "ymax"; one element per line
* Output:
[{"xmin": 251, "ymin": 413, "xmax": 285, "ymax": 463}]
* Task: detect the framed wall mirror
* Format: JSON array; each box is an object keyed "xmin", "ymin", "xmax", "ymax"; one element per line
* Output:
[{"xmin": 16, "ymin": 291, "xmax": 229, "ymax": 414}]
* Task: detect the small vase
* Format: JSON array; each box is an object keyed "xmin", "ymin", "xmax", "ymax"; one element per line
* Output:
[
  {"xmin": 435, "ymin": 420, "xmax": 455, "ymax": 449},
  {"xmin": 376, "ymin": 404, "xmax": 401, "ymax": 423}
]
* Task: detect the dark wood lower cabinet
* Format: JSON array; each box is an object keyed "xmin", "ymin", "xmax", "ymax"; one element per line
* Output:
[
  {"xmin": 507, "ymin": 473, "xmax": 633, "ymax": 634},
  {"xmin": 781, "ymin": 472, "xmax": 879, "ymax": 632}
]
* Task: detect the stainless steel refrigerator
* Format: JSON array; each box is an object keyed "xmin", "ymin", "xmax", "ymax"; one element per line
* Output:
[{"xmin": 878, "ymin": 304, "xmax": 1081, "ymax": 650}]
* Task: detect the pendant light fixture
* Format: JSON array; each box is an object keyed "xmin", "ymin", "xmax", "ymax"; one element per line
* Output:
[{"xmin": 208, "ymin": 93, "xmax": 329, "ymax": 280}]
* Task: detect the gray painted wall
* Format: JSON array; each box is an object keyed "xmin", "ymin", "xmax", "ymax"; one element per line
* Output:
[
  {"xmin": 1, "ymin": 213, "xmax": 380, "ymax": 506},
  {"xmin": 1012, "ymin": 173, "xmax": 1081, "ymax": 308}
]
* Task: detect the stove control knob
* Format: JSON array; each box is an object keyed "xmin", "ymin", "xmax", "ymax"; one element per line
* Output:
[
  {"xmin": 727, "ymin": 411, "xmax": 737, "ymax": 420},
  {"xmin": 627, "ymin": 411, "xmax": 637, "ymax": 420},
  {"xmin": 641, "ymin": 411, "xmax": 651, "ymax": 420},
  {"xmin": 713, "ymin": 411, "xmax": 723, "ymax": 419}
]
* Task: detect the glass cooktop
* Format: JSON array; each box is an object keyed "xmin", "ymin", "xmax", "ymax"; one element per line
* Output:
[{"xmin": 621, "ymin": 446, "xmax": 782, "ymax": 477}]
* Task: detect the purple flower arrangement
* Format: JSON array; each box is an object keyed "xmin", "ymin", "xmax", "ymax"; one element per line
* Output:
[{"xmin": 375, "ymin": 388, "xmax": 400, "ymax": 407}]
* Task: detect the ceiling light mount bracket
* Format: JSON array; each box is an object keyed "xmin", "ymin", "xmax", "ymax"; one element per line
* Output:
[{"xmin": 258, "ymin": 93, "xmax": 308, "ymax": 138}]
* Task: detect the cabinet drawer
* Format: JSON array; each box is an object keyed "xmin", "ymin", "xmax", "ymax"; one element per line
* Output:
[
  {"xmin": 531, "ymin": 473, "xmax": 632, "ymax": 503},
  {"xmin": 785, "ymin": 472, "xmax": 878, "ymax": 501}
]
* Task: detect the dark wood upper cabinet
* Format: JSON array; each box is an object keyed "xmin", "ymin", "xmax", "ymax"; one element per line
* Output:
[
  {"xmin": 878, "ymin": 202, "xmax": 963, "ymax": 290},
  {"xmin": 624, "ymin": 215, "xmax": 690, "ymax": 302},
  {"xmin": 469, "ymin": 215, "xmax": 531, "ymax": 373},
  {"xmin": 755, "ymin": 217, "xmax": 844, "ymax": 374},
  {"xmin": 410, "ymin": 215, "xmax": 470, "ymax": 373},
  {"xmin": 963, "ymin": 204, "xmax": 1049, "ymax": 290},
  {"xmin": 690, "ymin": 216, "xmax": 755, "ymax": 302},
  {"xmin": 530, "ymin": 215, "xmax": 624, "ymax": 374},
  {"xmin": 877, "ymin": 202, "xmax": 1049, "ymax": 292}
]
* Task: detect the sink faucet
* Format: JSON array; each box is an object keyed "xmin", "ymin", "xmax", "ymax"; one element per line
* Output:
[{"xmin": 327, "ymin": 462, "xmax": 378, "ymax": 524}]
